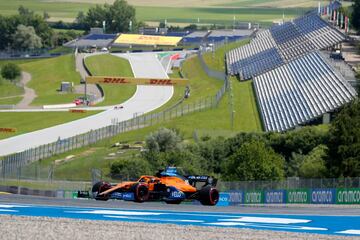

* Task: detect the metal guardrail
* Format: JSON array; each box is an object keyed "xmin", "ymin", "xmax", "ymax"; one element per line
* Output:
[{"xmin": 0, "ymin": 105, "xmax": 15, "ymax": 109}]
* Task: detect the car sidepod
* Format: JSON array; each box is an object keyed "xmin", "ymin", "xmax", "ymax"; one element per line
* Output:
[{"xmin": 164, "ymin": 186, "xmax": 186, "ymax": 202}]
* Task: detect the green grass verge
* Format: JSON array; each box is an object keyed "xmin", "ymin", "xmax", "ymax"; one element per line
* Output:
[
  {"xmin": 202, "ymin": 39, "xmax": 250, "ymax": 72},
  {"xmin": 48, "ymin": 46, "xmax": 74, "ymax": 54},
  {"xmin": 147, "ymin": 55, "xmax": 223, "ymax": 114},
  {"xmin": 84, "ymin": 54, "xmax": 136, "ymax": 106},
  {"xmin": 0, "ymin": 78, "xmax": 24, "ymax": 99},
  {"xmin": 231, "ymin": 78, "xmax": 262, "ymax": 131},
  {"xmin": 0, "ymin": 1, "xmax": 307, "ymax": 25},
  {"xmin": 0, "ymin": 58, "xmax": 42, "ymax": 68},
  {"xmin": 135, "ymin": 6, "xmax": 302, "ymax": 26},
  {"xmin": 0, "ymin": 96, "xmax": 23, "ymax": 105},
  {"xmin": 0, "ymin": 111, "xmax": 101, "ymax": 140},
  {"xmin": 181, "ymin": 55, "xmax": 223, "ymax": 103},
  {"xmin": 20, "ymin": 55, "xmax": 83, "ymax": 105}
]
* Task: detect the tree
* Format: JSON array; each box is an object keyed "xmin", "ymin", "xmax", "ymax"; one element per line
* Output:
[
  {"xmin": 266, "ymin": 126, "xmax": 327, "ymax": 161},
  {"xmin": 145, "ymin": 128, "xmax": 182, "ymax": 153},
  {"xmin": 327, "ymin": 100, "xmax": 360, "ymax": 177},
  {"xmin": 0, "ymin": 7, "xmax": 53, "ymax": 49},
  {"xmin": 110, "ymin": 158, "xmax": 151, "ymax": 180},
  {"xmin": 18, "ymin": 5, "xmax": 33, "ymax": 16},
  {"xmin": 52, "ymin": 30, "xmax": 81, "ymax": 47},
  {"xmin": 12, "ymin": 25, "xmax": 42, "ymax": 50},
  {"xmin": 0, "ymin": 15, "xmax": 12, "ymax": 50},
  {"xmin": 43, "ymin": 11, "xmax": 50, "ymax": 20},
  {"xmin": 77, "ymin": 0, "xmax": 137, "ymax": 33},
  {"xmin": 1, "ymin": 63, "xmax": 21, "ymax": 80},
  {"xmin": 223, "ymin": 140, "xmax": 285, "ymax": 181},
  {"xmin": 351, "ymin": 0, "xmax": 360, "ymax": 32},
  {"xmin": 298, "ymin": 145, "xmax": 328, "ymax": 178}
]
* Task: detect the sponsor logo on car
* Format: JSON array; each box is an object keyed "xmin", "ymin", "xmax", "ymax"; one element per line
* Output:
[{"xmin": 122, "ymin": 192, "xmax": 135, "ymax": 201}]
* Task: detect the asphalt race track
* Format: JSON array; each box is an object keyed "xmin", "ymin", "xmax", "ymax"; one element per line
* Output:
[
  {"xmin": 0, "ymin": 195, "xmax": 359, "ymax": 237},
  {"xmin": 0, "ymin": 52, "xmax": 173, "ymax": 156}
]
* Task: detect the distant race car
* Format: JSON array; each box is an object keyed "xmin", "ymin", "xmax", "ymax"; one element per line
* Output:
[{"xmin": 92, "ymin": 167, "xmax": 219, "ymax": 205}]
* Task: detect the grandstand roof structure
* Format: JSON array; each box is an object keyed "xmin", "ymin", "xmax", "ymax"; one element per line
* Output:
[
  {"xmin": 226, "ymin": 14, "xmax": 346, "ymax": 79},
  {"xmin": 64, "ymin": 34, "xmax": 117, "ymax": 48},
  {"xmin": 114, "ymin": 34, "xmax": 182, "ymax": 46},
  {"xmin": 253, "ymin": 51, "xmax": 357, "ymax": 132}
]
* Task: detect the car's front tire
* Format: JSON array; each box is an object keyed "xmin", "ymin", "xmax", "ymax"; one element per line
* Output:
[
  {"xmin": 133, "ymin": 183, "xmax": 149, "ymax": 202},
  {"xmin": 92, "ymin": 181, "xmax": 111, "ymax": 201}
]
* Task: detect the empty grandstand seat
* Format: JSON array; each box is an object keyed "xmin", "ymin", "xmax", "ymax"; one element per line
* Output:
[
  {"xmin": 226, "ymin": 13, "xmax": 346, "ymax": 79},
  {"xmin": 253, "ymin": 52, "xmax": 357, "ymax": 132}
]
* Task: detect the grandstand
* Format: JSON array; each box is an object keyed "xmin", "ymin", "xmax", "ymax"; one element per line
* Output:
[
  {"xmin": 225, "ymin": 12, "xmax": 358, "ymax": 132},
  {"xmin": 206, "ymin": 30, "xmax": 253, "ymax": 43},
  {"xmin": 226, "ymin": 14, "xmax": 346, "ymax": 79},
  {"xmin": 253, "ymin": 51, "xmax": 357, "ymax": 132},
  {"xmin": 64, "ymin": 33, "xmax": 117, "ymax": 49}
]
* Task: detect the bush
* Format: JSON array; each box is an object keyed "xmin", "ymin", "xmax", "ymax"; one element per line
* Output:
[
  {"xmin": 298, "ymin": 145, "xmax": 328, "ymax": 178},
  {"xmin": 223, "ymin": 140, "xmax": 285, "ymax": 181},
  {"xmin": 145, "ymin": 128, "xmax": 182, "ymax": 153},
  {"xmin": 1, "ymin": 63, "xmax": 21, "ymax": 80},
  {"xmin": 110, "ymin": 158, "xmax": 152, "ymax": 180}
]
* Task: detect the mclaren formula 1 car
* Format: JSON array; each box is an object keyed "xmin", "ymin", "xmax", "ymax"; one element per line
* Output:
[{"xmin": 92, "ymin": 167, "xmax": 219, "ymax": 206}]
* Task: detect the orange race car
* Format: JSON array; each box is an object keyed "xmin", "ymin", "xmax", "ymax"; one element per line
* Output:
[{"xmin": 91, "ymin": 167, "xmax": 219, "ymax": 205}]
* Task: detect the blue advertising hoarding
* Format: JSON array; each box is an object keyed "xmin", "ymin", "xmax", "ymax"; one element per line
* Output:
[{"xmin": 311, "ymin": 188, "xmax": 336, "ymax": 204}]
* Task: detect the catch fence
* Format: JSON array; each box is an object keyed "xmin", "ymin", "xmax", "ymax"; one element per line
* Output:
[{"xmin": 218, "ymin": 177, "xmax": 360, "ymax": 192}]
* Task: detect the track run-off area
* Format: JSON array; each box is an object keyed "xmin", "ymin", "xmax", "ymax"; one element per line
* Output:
[
  {"xmin": 0, "ymin": 195, "xmax": 359, "ymax": 237},
  {"xmin": 0, "ymin": 52, "xmax": 173, "ymax": 156}
]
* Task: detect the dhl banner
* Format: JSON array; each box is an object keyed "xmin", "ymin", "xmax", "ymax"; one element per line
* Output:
[
  {"xmin": 69, "ymin": 109, "xmax": 87, "ymax": 113},
  {"xmin": 86, "ymin": 76, "xmax": 188, "ymax": 86},
  {"xmin": 0, "ymin": 128, "xmax": 16, "ymax": 133},
  {"xmin": 114, "ymin": 34, "xmax": 182, "ymax": 46}
]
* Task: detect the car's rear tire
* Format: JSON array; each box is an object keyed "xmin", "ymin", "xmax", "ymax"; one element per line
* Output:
[
  {"xmin": 92, "ymin": 181, "xmax": 111, "ymax": 201},
  {"xmin": 199, "ymin": 186, "xmax": 219, "ymax": 206},
  {"xmin": 133, "ymin": 183, "xmax": 149, "ymax": 202}
]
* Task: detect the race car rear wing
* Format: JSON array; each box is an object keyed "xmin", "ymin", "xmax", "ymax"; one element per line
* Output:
[{"xmin": 186, "ymin": 175, "xmax": 217, "ymax": 187}]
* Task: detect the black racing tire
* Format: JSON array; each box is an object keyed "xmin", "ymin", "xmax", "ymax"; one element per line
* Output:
[
  {"xmin": 164, "ymin": 200, "xmax": 182, "ymax": 204},
  {"xmin": 133, "ymin": 183, "xmax": 149, "ymax": 203},
  {"xmin": 92, "ymin": 181, "xmax": 111, "ymax": 201},
  {"xmin": 199, "ymin": 186, "xmax": 219, "ymax": 206}
]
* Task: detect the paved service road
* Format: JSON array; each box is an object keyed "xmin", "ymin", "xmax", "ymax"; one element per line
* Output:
[{"xmin": 0, "ymin": 52, "xmax": 173, "ymax": 156}]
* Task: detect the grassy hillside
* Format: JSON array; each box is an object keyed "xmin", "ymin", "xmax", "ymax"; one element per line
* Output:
[
  {"xmin": 0, "ymin": 111, "xmax": 101, "ymax": 140},
  {"xmin": 0, "ymin": 0, "xmax": 318, "ymax": 24},
  {"xmin": 18, "ymin": 51, "xmax": 262, "ymax": 181},
  {"xmin": 0, "ymin": 78, "xmax": 23, "ymax": 98},
  {"xmin": 182, "ymin": 56, "xmax": 223, "ymax": 102},
  {"xmin": 202, "ymin": 39, "xmax": 250, "ymax": 72},
  {"xmin": 20, "ymin": 83, "xmax": 261, "ymax": 181},
  {"xmin": 231, "ymin": 78, "xmax": 262, "ymax": 131},
  {"xmin": 84, "ymin": 54, "xmax": 136, "ymax": 106},
  {"xmin": 20, "ymin": 55, "xmax": 82, "ymax": 105}
]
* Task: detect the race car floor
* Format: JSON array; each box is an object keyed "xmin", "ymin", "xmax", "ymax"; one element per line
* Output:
[{"xmin": 0, "ymin": 195, "xmax": 359, "ymax": 237}]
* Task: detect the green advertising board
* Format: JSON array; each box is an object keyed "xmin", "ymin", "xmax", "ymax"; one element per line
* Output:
[
  {"xmin": 286, "ymin": 189, "xmax": 310, "ymax": 204},
  {"xmin": 245, "ymin": 190, "xmax": 264, "ymax": 204},
  {"xmin": 336, "ymin": 188, "xmax": 360, "ymax": 204}
]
